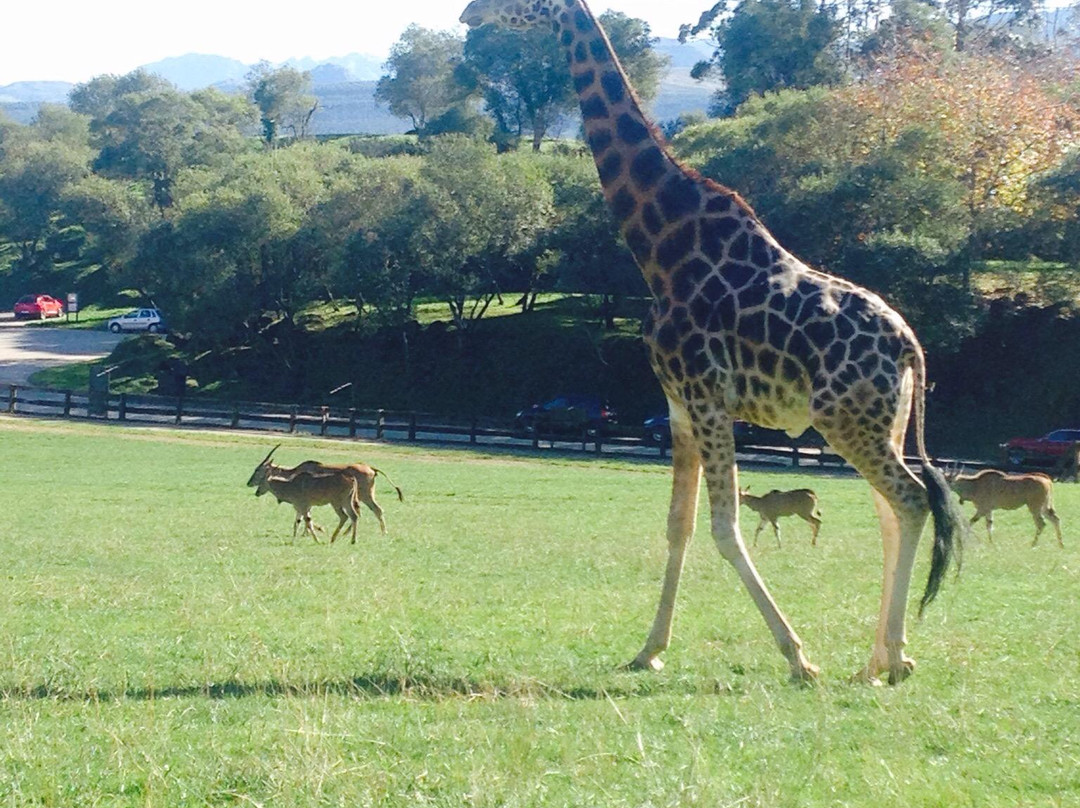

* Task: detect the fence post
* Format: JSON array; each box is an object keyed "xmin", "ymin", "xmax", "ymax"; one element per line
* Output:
[
  {"xmin": 376, "ymin": 409, "xmax": 385, "ymax": 440},
  {"xmin": 320, "ymin": 406, "xmax": 330, "ymax": 436},
  {"xmin": 791, "ymin": 446, "xmax": 799, "ymax": 467},
  {"xmin": 348, "ymin": 408, "xmax": 357, "ymax": 438},
  {"xmin": 470, "ymin": 415, "xmax": 478, "ymax": 445},
  {"xmin": 7, "ymin": 385, "xmax": 16, "ymax": 413},
  {"xmin": 63, "ymin": 391, "xmax": 72, "ymax": 418},
  {"xmin": 659, "ymin": 432, "xmax": 669, "ymax": 459},
  {"xmin": 175, "ymin": 395, "xmax": 183, "ymax": 425},
  {"xmin": 289, "ymin": 406, "xmax": 298, "ymax": 433},
  {"xmin": 408, "ymin": 413, "xmax": 417, "ymax": 441},
  {"xmin": 594, "ymin": 435, "xmax": 602, "ymax": 455},
  {"xmin": 118, "ymin": 393, "xmax": 127, "ymax": 421},
  {"xmin": 231, "ymin": 406, "xmax": 240, "ymax": 429}
]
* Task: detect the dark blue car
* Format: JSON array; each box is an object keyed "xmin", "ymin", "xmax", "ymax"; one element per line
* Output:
[{"xmin": 515, "ymin": 395, "xmax": 618, "ymax": 437}]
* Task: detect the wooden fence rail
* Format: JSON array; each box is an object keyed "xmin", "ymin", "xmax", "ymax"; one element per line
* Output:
[{"xmin": 0, "ymin": 382, "xmax": 855, "ymax": 468}]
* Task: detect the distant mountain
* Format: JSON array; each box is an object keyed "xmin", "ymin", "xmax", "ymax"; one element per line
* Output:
[
  {"xmin": 140, "ymin": 53, "xmax": 251, "ymax": 91},
  {"xmin": 0, "ymin": 81, "xmax": 73, "ymax": 123},
  {"xmin": 0, "ymin": 39, "xmax": 714, "ymax": 134},
  {"xmin": 284, "ymin": 53, "xmax": 384, "ymax": 81}
]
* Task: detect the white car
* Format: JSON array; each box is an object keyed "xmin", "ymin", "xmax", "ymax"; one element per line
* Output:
[{"xmin": 108, "ymin": 308, "xmax": 166, "ymax": 333}]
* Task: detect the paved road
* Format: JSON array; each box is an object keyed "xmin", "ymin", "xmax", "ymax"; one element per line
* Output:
[{"xmin": 0, "ymin": 312, "xmax": 125, "ymax": 385}]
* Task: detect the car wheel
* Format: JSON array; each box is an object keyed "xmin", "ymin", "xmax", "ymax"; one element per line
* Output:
[
  {"xmin": 148, "ymin": 323, "xmax": 160, "ymax": 333},
  {"xmin": 1006, "ymin": 449, "xmax": 1025, "ymax": 468},
  {"xmin": 109, "ymin": 323, "xmax": 122, "ymax": 334}
]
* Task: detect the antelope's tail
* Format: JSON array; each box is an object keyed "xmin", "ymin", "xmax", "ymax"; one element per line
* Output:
[{"xmin": 372, "ymin": 467, "xmax": 404, "ymax": 502}]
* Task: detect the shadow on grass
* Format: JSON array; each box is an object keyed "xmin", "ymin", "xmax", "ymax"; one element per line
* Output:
[{"xmin": 3, "ymin": 669, "xmax": 733, "ymax": 703}]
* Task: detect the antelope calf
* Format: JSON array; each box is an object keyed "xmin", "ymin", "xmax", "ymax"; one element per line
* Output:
[
  {"xmin": 255, "ymin": 470, "xmax": 361, "ymax": 544},
  {"xmin": 949, "ymin": 468, "xmax": 1063, "ymax": 547},
  {"xmin": 738, "ymin": 488, "xmax": 822, "ymax": 548},
  {"xmin": 246, "ymin": 445, "xmax": 403, "ymax": 534}
]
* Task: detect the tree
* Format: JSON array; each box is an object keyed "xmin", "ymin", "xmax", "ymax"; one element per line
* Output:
[
  {"xmin": 0, "ymin": 109, "xmax": 91, "ymax": 276},
  {"xmin": 409, "ymin": 136, "xmax": 553, "ymax": 335},
  {"xmin": 462, "ymin": 11, "xmax": 668, "ymax": 151},
  {"xmin": 375, "ymin": 26, "xmax": 471, "ymax": 134},
  {"xmin": 75, "ymin": 72, "xmax": 254, "ymax": 212},
  {"xmin": 536, "ymin": 151, "xmax": 646, "ymax": 325},
  {"xmin": 246, "ymin": 63, "xmax": 318, "ymax": 146},
  {"xmin": 462, "ymin": 24, "xmax": 575, "ymax": 151},
  {"xmin": 684, "ymin": 0, "xmax": 844, "ymax": 114}
]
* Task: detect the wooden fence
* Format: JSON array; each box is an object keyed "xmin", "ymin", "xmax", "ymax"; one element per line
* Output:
[{"xmin": 0, "ymin": 382, "xmax": 851, "ymax": 468}]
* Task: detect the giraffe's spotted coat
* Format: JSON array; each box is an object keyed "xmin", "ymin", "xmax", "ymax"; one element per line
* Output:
[{"xmin": 460, "ymin": 0, "xmax": 961, "ymax": 685}]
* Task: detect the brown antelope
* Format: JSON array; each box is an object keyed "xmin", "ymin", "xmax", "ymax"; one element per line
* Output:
[
  {"xmin": 948, "ymin": 468, "xmax": 1063, "ymax": 547},
  {"xmin": 738, "ymin": 488, "xmax": 822, "ymax": 548},
  {"xmin": 246, "ymin": 445, "xmax": 403, "ymax": 534},
  {"xmin": 251, "ymin": 466, "xmax": 361, "ymax": 544}
]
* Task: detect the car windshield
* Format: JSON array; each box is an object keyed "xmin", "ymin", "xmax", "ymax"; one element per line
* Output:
[{"xmin": 17, "ymin": 295, "xmax": 35, "ymax": 304}]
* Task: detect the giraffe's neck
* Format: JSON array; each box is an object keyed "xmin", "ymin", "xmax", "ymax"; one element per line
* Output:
[{"xmin": 552, "ymin": 0, "xmax": 691, "ymax": 288}]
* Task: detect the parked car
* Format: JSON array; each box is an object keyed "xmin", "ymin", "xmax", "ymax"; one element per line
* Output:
[
  {"xmin": 13, "ymin": 294, "xmax": 64, "ymax": 319},
  {"xmin": 107, "ymin": 308, "xmax": 166, "ymax": 334},
  {"xmin": 515, "ymin": 395, "xmax": 617, "ymax": 437},
  {"xmin": 1000, "ymin": 428, "xmax": 1080, "ymax": 470}
]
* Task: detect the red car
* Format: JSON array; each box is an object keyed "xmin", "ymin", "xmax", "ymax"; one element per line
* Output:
[
  {"xmin": 13, "ymin": 294, "xmax": 64, "ymax": 320},
  {"xmin": 1001, "ymin": 428, "xmax": 1080, "ymax": 470}
]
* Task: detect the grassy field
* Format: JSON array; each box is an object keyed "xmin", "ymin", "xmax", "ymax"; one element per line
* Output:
[{"xmin": 1, "ymin": 417, "xmax": 1077, "ymax": 806}]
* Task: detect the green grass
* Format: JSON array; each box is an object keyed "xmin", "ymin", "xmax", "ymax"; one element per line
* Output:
[{"xmin": 1, "ymin": 417, "xmax": 1078, "ymax": 806}]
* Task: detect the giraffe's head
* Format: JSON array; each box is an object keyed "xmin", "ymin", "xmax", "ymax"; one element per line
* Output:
[{"xmin": 460, "ymin": 0, "xmax": 570, "ymax": 30}]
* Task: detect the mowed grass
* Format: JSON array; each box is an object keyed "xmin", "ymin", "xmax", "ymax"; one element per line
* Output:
[{"xmin": 1, "ymin": 417, "xmax": 1077, "ymax": 807}]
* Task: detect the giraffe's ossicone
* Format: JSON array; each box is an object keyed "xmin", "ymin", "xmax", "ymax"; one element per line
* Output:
[{"xmin": 461, "ymin": 0, "xmax": 965, "ymax": 685}]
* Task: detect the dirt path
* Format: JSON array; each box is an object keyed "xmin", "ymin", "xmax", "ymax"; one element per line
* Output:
[{"xmin": 0, "ymin": 312, "xmax": 125, "ymax": 385}]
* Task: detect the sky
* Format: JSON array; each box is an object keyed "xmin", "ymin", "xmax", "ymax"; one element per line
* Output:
[{"xmin": 0, "ymin": 0, "xmax": 714, "ymax": 86}]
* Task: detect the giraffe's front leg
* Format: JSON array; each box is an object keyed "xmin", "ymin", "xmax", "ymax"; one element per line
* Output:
[
  {"xmin": 702, "ymin": 420, "xmax": 818, "ymax": 683},
  {"xmin": 626, "ymin": 405, "xmax": 702, "ymax": 672}
]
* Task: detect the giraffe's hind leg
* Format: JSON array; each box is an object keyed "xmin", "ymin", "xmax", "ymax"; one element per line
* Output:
[
  {"xmin": 627, "ymin": 402, "xmax": 703, "ymax": 672},
  {"xmin": 839, "ymin": 444, "xmax": 929, "ymax": 684}
]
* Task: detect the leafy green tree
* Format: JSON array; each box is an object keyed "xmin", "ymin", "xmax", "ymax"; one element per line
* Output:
[
  {"xmin": 684, "ymin": 0, "xmax": 844, "ymax": 114},
  {"xmin": 375, "ymin": 26, "xmax": 471, "ymax": 134},
  {"xmin": 69, "ymin": 71, "xmax": 174, "ymax": 119},
  {"xmin": 462, "ymin": 25, "xmax": 574, "ymax": 151},
  {"xmin": 536, "ymin": 151, "xmax": 645, "ymax": 325},
  {"xmin": 246, "ymin": 63, "xmax": 318, "ymax": 146},
  {"xmin": 329, "ymin": 156, "xmax": 425, "ymax": 327},
  {"xmin": 409, "ymin": 136, "xmax": 553, "ymax": 334},
  {"xmin": 462, "ymin": 11, "xmax": 668, "ymax": 151},
  {"xmin": 75, "ymin": 73, "xmax": 254, "ymax": 212},
  {"xmin": 60, "ymin": 173, "xmax": 155, "ymax": 276},
  {"xmin": 0, "ymin": 110, "xmax": 91, "ymax": 276}
]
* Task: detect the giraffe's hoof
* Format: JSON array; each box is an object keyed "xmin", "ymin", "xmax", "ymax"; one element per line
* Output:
[
  {"xmin": 887, "ymin": 658, "xmax": 916, "ymax": 685},
  {"xmin": 850, "ymin": 665, "xmax": 885, "ymax": 685},
  {"xmin": 790, "ymin": 662, "xmax": 820, "ymax": 686},
  {"xmin": 622, "ymin": 654, "xmax": 664, "ymax": 672}
]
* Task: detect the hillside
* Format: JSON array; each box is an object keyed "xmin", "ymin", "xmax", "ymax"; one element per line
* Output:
[{"xmin": 0, "ymin": 39, "xmax": 716, "ymax": 133}]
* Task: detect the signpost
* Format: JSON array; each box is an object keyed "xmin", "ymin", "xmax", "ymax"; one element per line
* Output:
[{"xmin": 66, "ymin": 292, "xmax": 79, "ymax": 323}]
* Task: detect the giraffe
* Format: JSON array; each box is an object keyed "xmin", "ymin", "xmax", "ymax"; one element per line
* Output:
[{"xmin": 460, "ymin": 0, "xmax": 964, "ymax": 684}]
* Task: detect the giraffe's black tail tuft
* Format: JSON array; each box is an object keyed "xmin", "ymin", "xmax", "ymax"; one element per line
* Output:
[{"xmin": 918, "ymin": 463, "xmax": 965, "ymax": 618}]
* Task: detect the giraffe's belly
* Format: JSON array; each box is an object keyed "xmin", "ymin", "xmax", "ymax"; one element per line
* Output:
[{"xmin": 644, "ymin": 327, "xmax": 813, "ymax": 437}]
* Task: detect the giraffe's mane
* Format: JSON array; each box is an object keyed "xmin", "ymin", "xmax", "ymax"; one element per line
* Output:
[{"xmin": 570, "ymin": 0, "xmax": 762, "ymax": 226}]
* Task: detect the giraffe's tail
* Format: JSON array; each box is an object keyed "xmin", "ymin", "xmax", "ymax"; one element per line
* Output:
[{"xmin": 908, "ymin": 346, "xmax": 965, "ymax": 617}]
